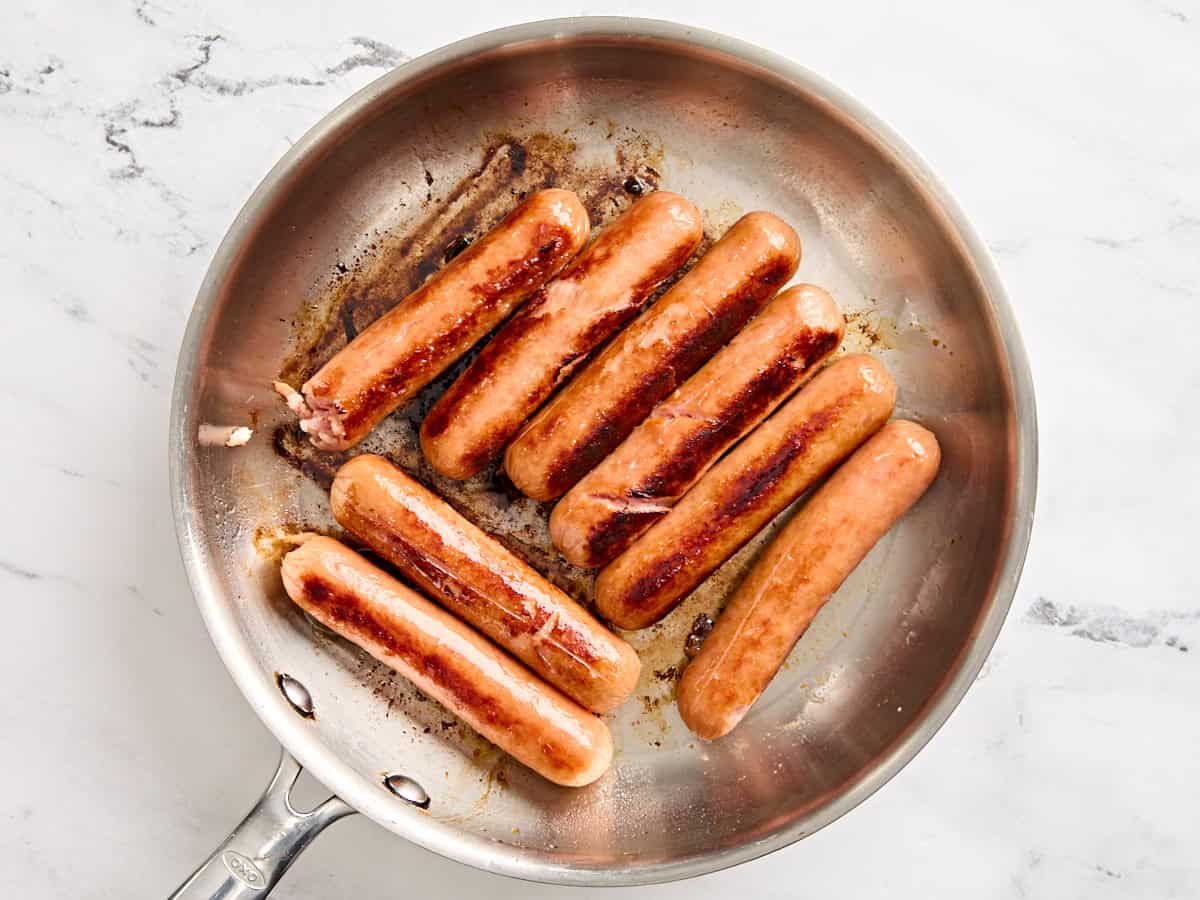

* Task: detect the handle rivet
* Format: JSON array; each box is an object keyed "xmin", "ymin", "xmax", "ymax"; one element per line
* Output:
[
  {"xmin": 384, "ymin": 774, "xmax": 430, "ymax": 809},
  {"xmin": 276, "ymin": 673, "xmax": 315, "ymax": 719}
]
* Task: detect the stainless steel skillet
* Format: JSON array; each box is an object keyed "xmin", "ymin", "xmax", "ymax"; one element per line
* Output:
[{"xmin": 168, "ymin": 16, "xmax": 1036, "ymax": 897}]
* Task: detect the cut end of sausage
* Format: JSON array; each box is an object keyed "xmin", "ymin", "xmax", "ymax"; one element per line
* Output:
[
  {"xmin": 274, "ymin": 380, "xmax": 350, "ymax": 451},
  {"xmin": 298, "ymin": 390, "xmax": 350, "ymax": 451}
]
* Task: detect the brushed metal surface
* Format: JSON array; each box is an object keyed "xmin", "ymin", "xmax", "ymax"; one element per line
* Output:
[{"xmin": 170, "ymin": 17, "xmax": 1036, "ymax": 887}]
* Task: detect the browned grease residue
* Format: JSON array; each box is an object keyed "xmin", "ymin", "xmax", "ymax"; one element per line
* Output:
[
  {"xmin": 253, "ymin": 525, "xmax": 300, "ymax": 565},
  {"xmin": 842, "ymin": 305, "xmax": 901, "ymax": 352},
  {"xmin": 840, "ymin": 299, "xmax": 951, "ymax": 358}
]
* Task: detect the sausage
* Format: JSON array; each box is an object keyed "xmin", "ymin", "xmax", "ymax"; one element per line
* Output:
[
  {"xmin": 420, "ymin": 192, "xmax": 703, "ymax": 479},
  {"xmin": 280, "ymin": 535, "xmax": 613, "ymax": 786},
  {"xmin": 595, "ymin": 354, "xmax": 896, "ymax": 630},
  {"xmin": 330, "ymin": 455, "xmax": 640, "ymax": 713},
  {"xmin": 551, "ymin": 285, "xmax": 844, "ymax": 568},
  {"xmin": 503, "ymin": 211, "xmax": 802, "ymax": 501},
  {"xmin": 275, "ymin": 189, "xmax": 589, "ymax": 451},
  {"xmin": 677, "ymin": 420, "xmax": 941, "ymax": 740}
]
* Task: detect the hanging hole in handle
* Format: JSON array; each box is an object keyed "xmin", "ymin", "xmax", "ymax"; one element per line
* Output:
[
  {"xmin": 288, "ymin": 767, "xmax": 342, "ymax": 815},
  {"xmin": 384, "ymin": 773, "xmax": 431, "ymax": 809}
]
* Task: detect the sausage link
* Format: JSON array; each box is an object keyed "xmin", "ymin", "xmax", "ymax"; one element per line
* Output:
[
  {"xmin": 677, "ymin": 420, "xmax": 941, "ymax": 740},
  {"xmin": 331, "ymin": 455, "xmax": 640, "ymax": 713},
  {"xmin": 595, "ymin": 354, "xmax": 896, "ymax": 630},
  {"xmin": 275, "ymin": 189, "xmax": 589, "ymax": 451},
  {"xmin": 503, "ymin": 211, "xmax": 801, "ymax": 501},
  {"xmin": 551, "ymin": 285, "xmax": 843, "ymax": 567},
  {"xmin": 280, "ymin": 535, "xmax": 613, "ymax": 786},
  {"xmin": 420, "ymin": 192, "xmax": 703, "ymax": 479}
]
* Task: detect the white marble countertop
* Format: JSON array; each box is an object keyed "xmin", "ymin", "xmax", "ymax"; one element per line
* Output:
[{"xmin": 3, "ymin": 1, "xmax": 1197, "ymax": 897}]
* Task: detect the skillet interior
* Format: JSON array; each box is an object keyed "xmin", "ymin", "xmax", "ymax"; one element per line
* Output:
[{"xmin": 172, "ymin": 19, "xmax": 1033, "ymax": 885}]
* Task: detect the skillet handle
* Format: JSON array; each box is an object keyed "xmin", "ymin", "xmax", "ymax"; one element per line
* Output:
[{"xmin": 167, "ymin": 748, "xmax": 355, "ymax": 899}]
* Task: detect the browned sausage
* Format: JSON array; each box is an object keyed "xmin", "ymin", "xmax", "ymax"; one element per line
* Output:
[
  {"xmin": 280, "ymin": 535, "xmax": 613, "ymax": 786},
  {"xmin": 420, "ymin": 192, "xmax": 703, "ymax": 479},
  {"xmin": 330, "ymin": 455, "xmax": 640, "ymax": 713},
  {"xmin": 595, "ymin": 354, "xmax": 896, "ymax": 630},
  {"xmin": 677, "ymin": 420, "xmax": 941, "ymax": 740},
  {"xmin": 274, "ymin": 189, "xmax": 589, "ymax": 451},
  {"xmin": 503, "ymin": 212, "xmax": 801, "ymax": 501},
  {"xmin": 550, "ymin": 285, "xmax": 844, "ymax": 568}
]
